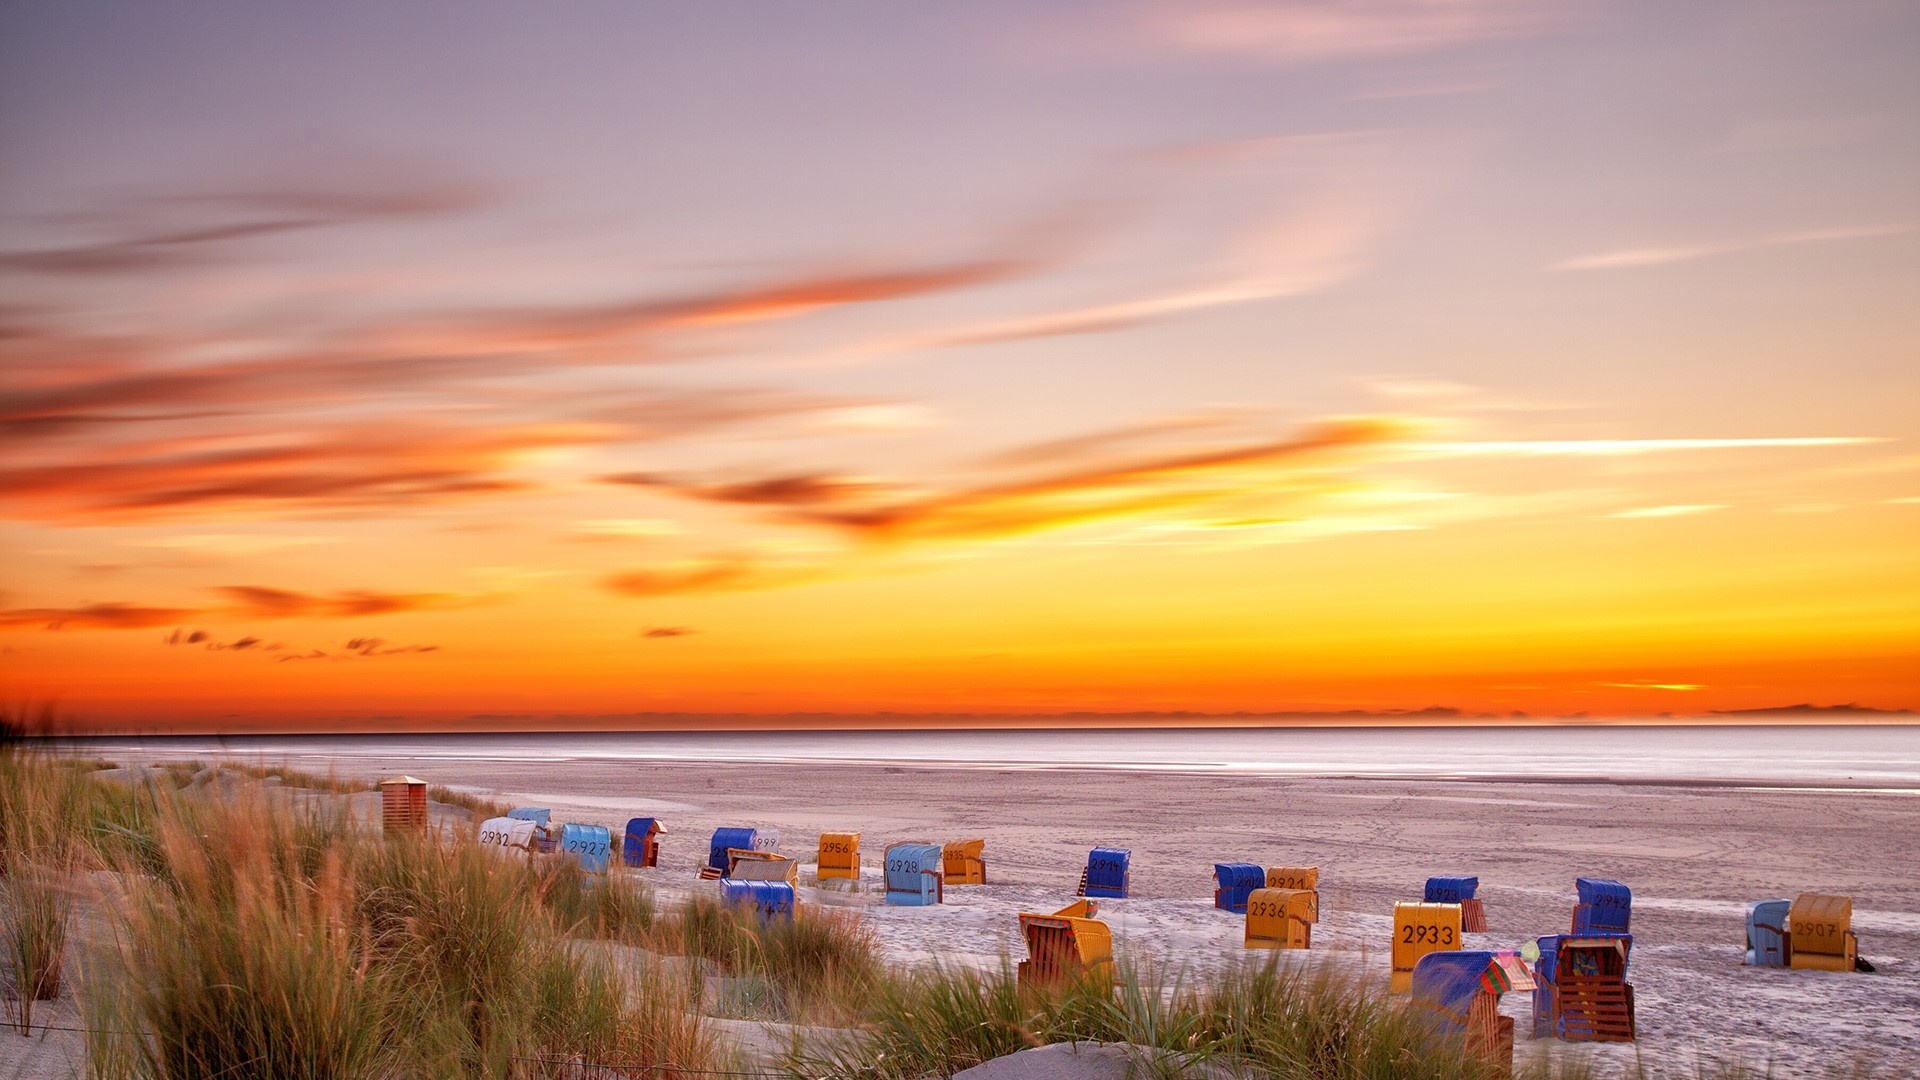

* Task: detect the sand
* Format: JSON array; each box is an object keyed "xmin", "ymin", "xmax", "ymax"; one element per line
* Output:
[
  {"xmin": 421, "ymin": 757, "xmax": 1920, "ymax": 1077},
  {"xmin": 9, "ymin": 753, "xmax": 1919, "ymax": 1078}
]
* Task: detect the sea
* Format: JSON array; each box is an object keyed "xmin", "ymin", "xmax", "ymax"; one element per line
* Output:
[{"xmin": 55, "ymin": 723, "xmax": 1920, "ymax": 791}]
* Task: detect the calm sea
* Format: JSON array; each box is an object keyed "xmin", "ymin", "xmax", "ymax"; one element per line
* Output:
[{"xmin": 59, "ymin": 724, "xmax": 1920, "ymax": 790}]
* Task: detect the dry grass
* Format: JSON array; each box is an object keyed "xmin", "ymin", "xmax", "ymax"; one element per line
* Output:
[{"xmin": 1, "ymin": 744, "xmax": 734, "ymax": 1079}]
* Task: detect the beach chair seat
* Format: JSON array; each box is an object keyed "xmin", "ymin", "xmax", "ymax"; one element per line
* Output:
[
  {"xmin": 1572, "ymin": 877, "xmax": 1631, "ymax": 934},
  {"xmin": 1426, "ymin": 875, "xmax": 1486, "ymax": 932},
  {"xmin": 1266, "ymin": 865, "xmax": 1319, "ymax": 890},
  {"xmin": 942, "ymin": 838, "xmax": 987, "ymax": 885},
  {"xmin": 558, "ymin": 823, "xmax": 612, "ymax": 873},
  {"xmin": 1214, "ymin": 862, "xmax": 1264, "ymax": 913},
  {"xmin": 720, "ymin": 879, "xmax": 795, "ymax": 922},
  {"xmin": 707, "ymin": 827, "xmax": 757, "ymax": 874},
  {"xmin": 477, "ymin": 816, "xmax": 537, "ymax": 857},
  {"xmin": 1533, "ymin": 935, "xmax": 1634, "ymax": 1042},
  {"xmin": 1787, "ymin": 893, "xmax": 1858, "ymax": 971},
  {"xmin": 1244, "ymin": 887, "xmax": 1316, "ymax": 949},
  {"xmin": 727, "ymin": 849, "xmax": 799, "ymax": 883},
  {"xmin": 817, "ymin": 831, "xmax": 861, "ymax": 881},
  {"xmin": 883, "ymin": 842, "xmax": 944, "ymax": 906},
  {"xmin": 1745, "ymin": 898, "xmax": 1790, "ymax": 967},
  {"xmin": 1412, "ymin": 950, "xmax": 1534, "ymax": 1077},
  {"xmin": 1082, "ymin": 847, "xmax": 1131, "ymax": 898},
  {"xmin": 621, "ymin": 817, "xmax": 663, "ymax": 868},
  {"xmin": 1391, "ymin": 902, "xmax": 1463, "ymax": 992},
  {"xmin": 1017, "ymin": 900, "xmax": 1113, "ymax": 988}
]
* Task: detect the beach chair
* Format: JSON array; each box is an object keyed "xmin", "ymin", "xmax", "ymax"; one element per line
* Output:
[
  {"xmin": 1787, "ymin": 893, "xmax": 1857, "ymax": 971},
  {"xmin": 621, "ymin": 817, "xmax": 663, "ymax": 868},
  {"xmin": 379, "ymin": 776, "xmax": 429, "ymax": 833},
  {"xmin": 707, "ymin": 827, "xmax": 757, "ymax": 874},
  {"xmin": 1531, "ymin": 934, "xmax": 1635, "ymax": 1042},
  {"xmin": 1214, "ymin": 862, "xmax": 1265, "ymax": 913},
  {"xmin": 1081, "ymin": 847, "xmax": 1131, "ymax": 899},
  {"xmin": 883, "ymin": 842, "xmax": 944, "ymax": 906},
  {"xmin": 1412, "ymin": 950, "xmax": 1536, "ymax": 1077},
  {"xmin": 1244, "ymin": 887, "xmax": 1317, "ymax": 949},
  {"xmin": 942, "ymin": 839, "xmax": 987, "ymax": 885},
  {"xmin": 1425, "ymin": 875, "xmax": 1486, "ymax": 932},
  {"xmin": 1017, "ymin": 900, "xmax": 1113, "ymax": 988},
  {"xmin": 720, "ymin": 879, "xmax": 795, "ymax": 922},
  {"xmin": 817, "ymin": 831, "xmax": 861, "ymax": 881},
  {"xmin": 1572, "ymin": 877, "xmax": 1630, "ymax": 934},
  {"xmin": 1745, "ymin": 898, "xmax": 1790, "ymax": 967},
  {"xmin": 1266, "ymin": 865, "xmax": 1319, "ymax": 890},
  {"xmin": 477, "ymin": 816, "xmax": 537, "ymax": 857},
  {"xmin": 727, "ymin": 849, "xmax": 799, "ymax": 883},
  {"xmin": 1390, "ymin": 902, "xmax": 1462, "ymax": 993},
  {"xmin": 558, "ymin": 823, "xmax": 611, "ymax": 873},
  {"xmin": 509, "ymin": 807, "xmax": 556, "ymax": 853}
]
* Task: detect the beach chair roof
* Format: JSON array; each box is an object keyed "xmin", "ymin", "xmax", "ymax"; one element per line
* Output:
[
  {"xmin": 1215, "ymin": 862, "xmax": 1264, "ymax": 886},
  {"xmin": 379, "ymin": 775, "xmax": 427, "ymax": 786},
  {"xmin": 1411, "ymin": 951, "xmax": 1536, "ymax": 1032},
  {"xmin": 1575, "ymin": 877, "xmax": 1630, "ymax": 905},
  {"xmin": 1424, "ymin": 875, "xmax": 1479, "ymax": 902}
]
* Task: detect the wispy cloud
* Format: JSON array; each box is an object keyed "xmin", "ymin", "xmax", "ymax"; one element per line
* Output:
[
  {"xmin": 0, "ymin": 584, "xmax": 473, "ymax": 632},
  {"xmin": 794, "ymin": 188, "xmax": 1387, "ymax": 367},
  {"xmin": 0, "ymin": 603, "xmax": 202, "ymax": 631},
  {"xmin": 604, "ymin": 554, "xmax": 830, "ymax": 597},
  {"xmin": 1608, "ymin": 504, "xmax": 1725, "ymax": 519},
  {"xmin": 1553, "ymin": 224, "xmax": 1912, "ymax": 270},
  {"xmin": 1412, "ymin": 437, "xmax": 1882, "ymax": 457},
  {"xmin": 0, "ymin": 178, "xmax": 495, "ymax": 276},
  {"xmin": 1144, "ymin": 0, "xmax": 1553, "ymax": 63},
  {"xmin": 641, "ymin": 626, "xmax": 696, "ymax": 639},
  {"xmin": 640, "ymin": 417, "xmax": 1412, "ymax": 543}
]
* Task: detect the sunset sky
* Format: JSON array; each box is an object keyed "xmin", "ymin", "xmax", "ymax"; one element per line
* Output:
[{"xmin": 3, "ymin": 1, "xmax": 1917, "ymax": 729}]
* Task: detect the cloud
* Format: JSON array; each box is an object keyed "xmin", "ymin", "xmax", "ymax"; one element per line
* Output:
[
  {"xmin": 1412, "ymin": 437, "xmax": 1882, "ymax": 457},
  {"xmin": 604, "ymin": 472, "xmax": 895, "ymax": 508},
  {"xmin": 1553, "ymin": 224, "xmax": 1912, "ymax": 270},
  {"xmin": 216, "ymin": 586, "xmax": 468, "ymax": 619},
  {"xmin": 604, "ymin": 554, "xmax": 830, "ymax": 598},
  {"xmin": 790, "ymin": 417, "xmax": 1410, "ymax": 542},
  {"xmin": 1145, "ymin": 0, "xmax": 1552, "ymax": 63},
  {"xmin": 344, "ymin": 637, "xmax": 439, "ymax": 656},
  {"xmin": 1608, "ymin": 504, "xmax": 1725, "ymax": 519},
  {"xmin": 1, "ymin": 584, "xmax": 472, "ymax": 633},
  {"xmin": 795, "ymin": 189, "xmax": 1386, "ymax": 366},
  {"xmin": 567, "ymin": 518, "xmax": 685, "ymax": 542},
  {"xmin": 0, "ymin": 422, "xmax": 616, "ymax": 523},
  {"xmin": 642, "ymin": 626, "xmax": 696, "ymax": 639},
  {"xmin": 0, "ymin": 603, "xmax": 200, "ymax": 630},
  {"xmin": 0, "ymin": 179, "xmax": 495, "ymax": 277},
  {"xmin": 974, "ymin": 408, "xmax": 1262, "ymax": 469}
]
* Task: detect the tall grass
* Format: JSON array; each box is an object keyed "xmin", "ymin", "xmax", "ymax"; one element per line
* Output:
[
  {"xmin": 663, "ymin": 893, "xmax": 882, "ymax": 1023},
  {"xmin": 781, "ymin": 956, "xmax": 1549, "ymax": 1080},
  {"xmin": 2, "ymin": 858, "xmax": 73, "ymax": 1035},
  {"xmin": 0, "ymin": 749, "xmax": 731, "ymax": 1078}
]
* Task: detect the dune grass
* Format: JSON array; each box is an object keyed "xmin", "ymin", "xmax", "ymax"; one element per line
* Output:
[
  {"xmin": 1, "ymin": 744, "xmax": 732, "ymax": 1079},
  {"xmin": 1, "ymin": 857, "xmax": 73, "ymax": 1035}
]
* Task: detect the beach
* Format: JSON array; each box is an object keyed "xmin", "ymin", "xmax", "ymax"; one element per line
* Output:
[{"xmin": 57, "ymin": 727, "xmax": 1917, "ymax": 1077}]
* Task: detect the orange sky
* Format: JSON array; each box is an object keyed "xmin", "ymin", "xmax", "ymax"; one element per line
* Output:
[{"xmin": 2, "ymin": 3, "xmax": 1917, "ymax": 729}]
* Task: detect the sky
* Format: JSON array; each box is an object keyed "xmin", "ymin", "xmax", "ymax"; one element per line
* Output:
[{"xmin": 2, "ymin": 1, "xmax": 1917, "ymax": 730}]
